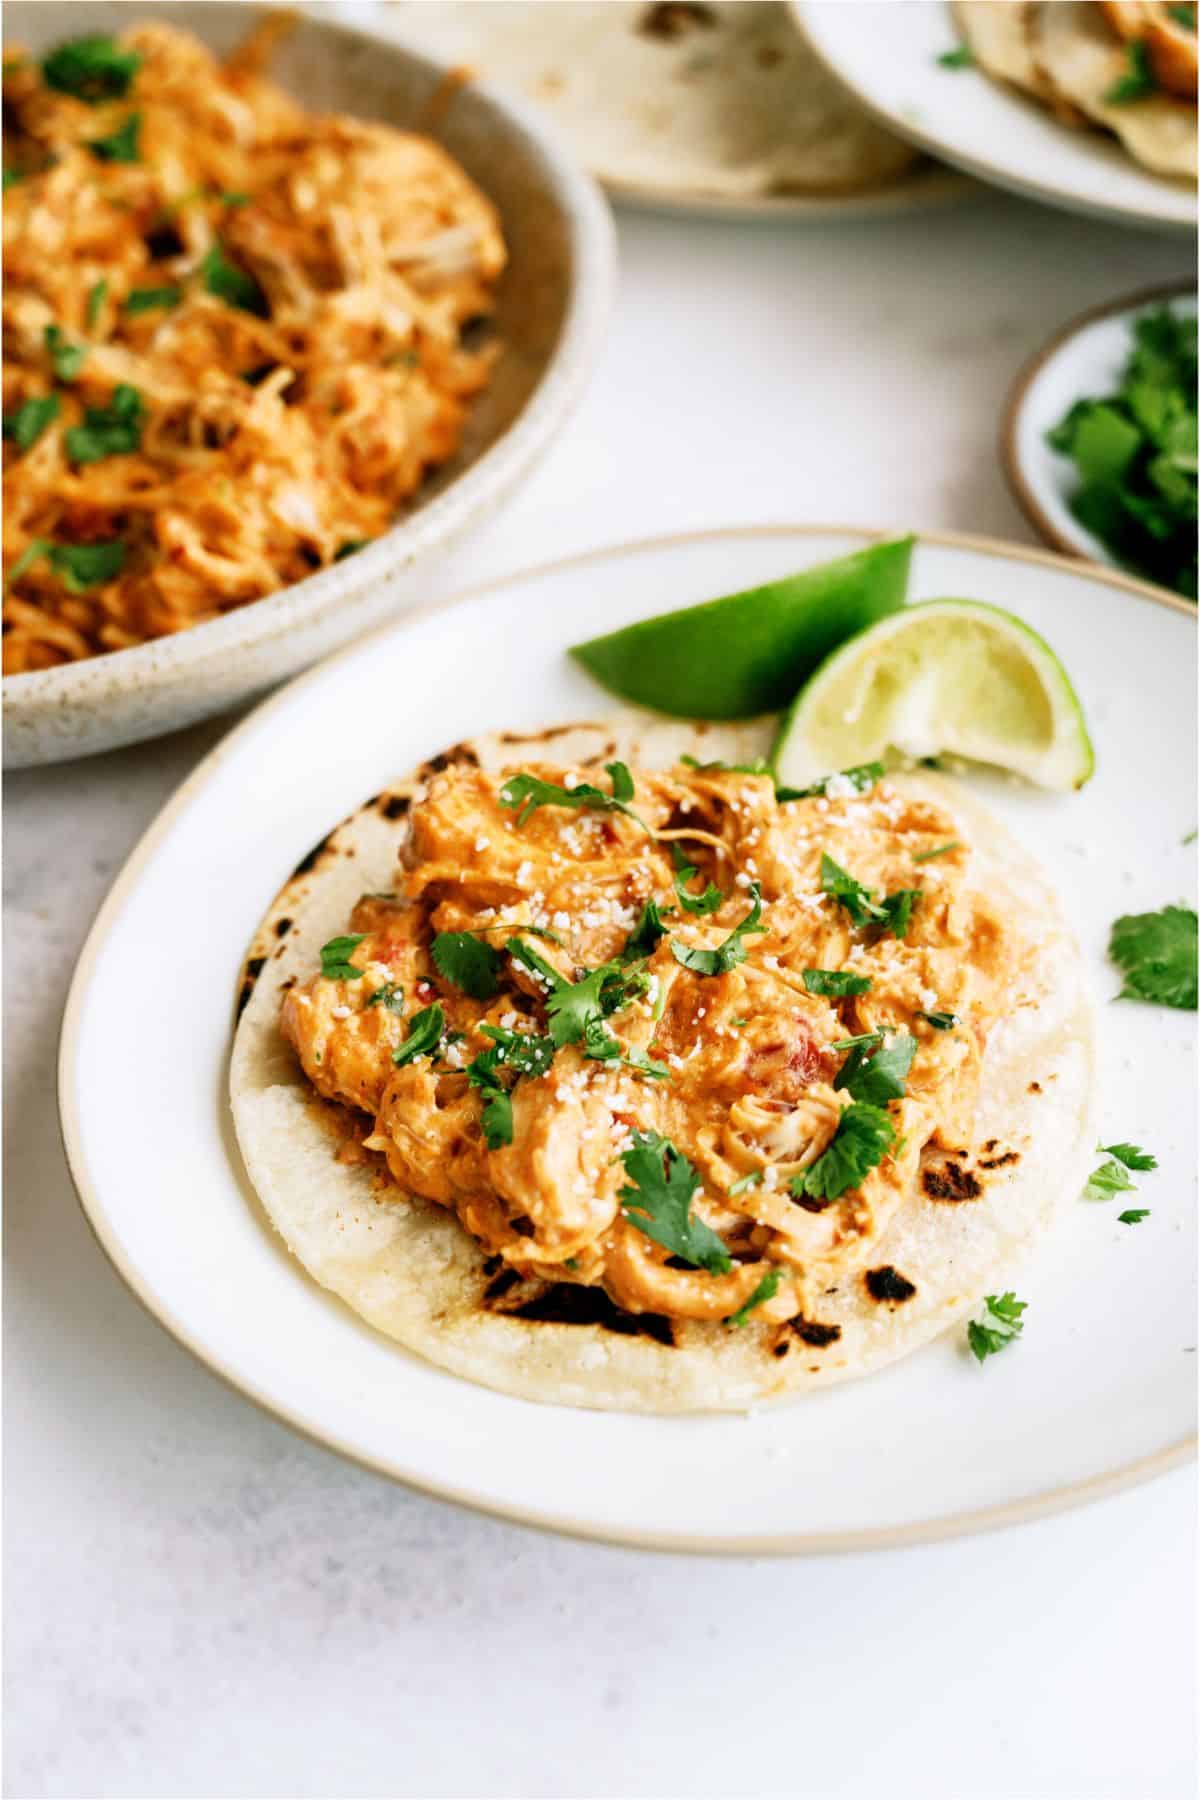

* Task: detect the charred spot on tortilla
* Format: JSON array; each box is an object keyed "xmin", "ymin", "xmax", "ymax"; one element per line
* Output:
[
  {"xmin": 235, "ymin": 955, "xmax": 267, "ymax": 1018},
  {"xmin": 1029, "ymin": 1081, "xmax": 1042, "ymax": 1094},
  {"xmin": 790, "ymin": 1318, "xmax": 842, "ymax": 1347},
  {"xmin": 291, "ymin": 833, "xmax": 334, "ymax": 878},
  {"xmin": 500, "ymin": 1281, "xmax": 675, "ymax": 1347},
  {"xmin": 979, "ymin": 1149, "xmax": 1021, "ymax": 1171},
  {"xmin": 638, "ymin": 1, "xmax": 716, "ymax": 39},
  {"xmin": 866, "ymin": 1266, "xmax": 917, "ymax": 1305},
  {"xmin": 921, "ymin": 1160, "xmax": 983, "ymax": 1202},
  {"xmin": 482, "ymin": 1266, "xmax": 522, "ymax": 1304},
  {"xmin": 497, "ymin": 722, "xmax": 610, "ymax": 746},
  {"xmin": 420, "ymin": 743, "xmax": 480, "ymax": 777},
  {"xmin": 274, "ymin": 916, "xmax": 293, "ymax": 939},
  {"xmin": 378, "ymin": 793, "xmax": 411, "ymax": 822}
]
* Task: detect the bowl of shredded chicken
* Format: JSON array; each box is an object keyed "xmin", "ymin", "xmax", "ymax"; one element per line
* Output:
[{"xmin": 2, "ymin": 4, "xmax": 614, "ymax": 764}]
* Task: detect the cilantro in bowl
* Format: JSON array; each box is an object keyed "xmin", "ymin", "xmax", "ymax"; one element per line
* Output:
[{"xmin": 1047, "ymin": 305, "xmax": 1197, "ymax": 601}]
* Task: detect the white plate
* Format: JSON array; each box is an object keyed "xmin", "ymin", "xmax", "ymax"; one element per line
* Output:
[
  {"xmin": 3, "ymin": 1, "xmax": 614, "ymax": 767},
  {"xmin": 59, "ymin": 527, "xmax": 1196, "ymax": 1553},
  {"xmin": 791, "ymin": 1, "xmax": 1197, "ymax": 235},
  {"xmin": 1004, "ymin": 283, "xmax": 1196, "ymax": 581},
  {"xmin": 332, "ymin": 0, "xmax": 975, "ymax": 222}
]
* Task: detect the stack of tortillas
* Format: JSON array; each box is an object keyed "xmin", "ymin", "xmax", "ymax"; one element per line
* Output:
[
  {"xmin": 953, "ymin": 0, "xmax": 1196, "ymax": 180},
  {"xmin": 384, "ymin": 0, "xmax": 924, "ymax": 204}
]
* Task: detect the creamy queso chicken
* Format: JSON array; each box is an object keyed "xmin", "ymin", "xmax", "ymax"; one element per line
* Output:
[{"xmin": 281, "ymin": 758, "xmax": 1015, "ymax": 1329}]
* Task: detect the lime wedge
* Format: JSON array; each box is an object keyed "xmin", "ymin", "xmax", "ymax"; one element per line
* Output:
[
  {"xmin": 570, "ymin": 537, "xmax": 912, "ymax": 719},
  {"xmin": 772, "ymin": 599, "xmax": 1094, "ymax": 792}
]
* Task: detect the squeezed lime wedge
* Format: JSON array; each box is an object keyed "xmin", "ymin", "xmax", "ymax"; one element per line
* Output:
[
  {"xmin": 772, "ymin": 598, "xmax": 1094, "ymax": 792},
  {"xmin": 570, "ymin": 537, "xmax": 913, "ymax": 719}
]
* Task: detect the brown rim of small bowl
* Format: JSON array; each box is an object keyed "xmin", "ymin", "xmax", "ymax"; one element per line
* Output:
[{"xmin": 999, "ymin": 278, "xmax": 1195, "ymax": 574}]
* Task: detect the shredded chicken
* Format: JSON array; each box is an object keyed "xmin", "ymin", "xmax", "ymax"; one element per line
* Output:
[
  {"xmin": 281, "ymin": 760, "xmax": 1020, "ymax": 1328},
  {"xmin": 2, "ymin": 20, "xmax": 504, "ymax": 672}
]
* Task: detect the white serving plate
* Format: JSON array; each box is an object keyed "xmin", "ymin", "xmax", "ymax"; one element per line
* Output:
[
  {"xmin": 1003, "ymin": 283, "xmax": 1196, "ymax": 580},
  {"xmin": 3, "ymin": 1, "xmax": 614, "ymax": 766},
  {"xmin": 59, "ymin": 526, "xmax": 1196, "ymax": 1553},
  {"xmin": 791, "ymin": 0, "xmax": 1197, "ymax": 235}
]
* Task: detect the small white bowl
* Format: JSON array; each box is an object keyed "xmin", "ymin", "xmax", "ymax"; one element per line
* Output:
[
  {"xmin": 3, "ymin": 1, "xmax": 615, "ymax": 766},
  {"xmin": 1002, "ymin": 282, "xmax": 1196, "ymax": 582}
]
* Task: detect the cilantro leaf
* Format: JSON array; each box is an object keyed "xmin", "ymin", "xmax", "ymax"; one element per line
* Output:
[
  {"xmin": 65, "ymin": 383, "xmax": 144, "ymax": 465},
  {"xmin": 431, "ymin": 931, "xmax": 502, "ymax": 1000},
  {"xmin": 15, "ymin": 539, "xmax": 127, "ymax": 593},
  {"xmin": 919, "ymin": 1010, "xmax": 959, "ymax": 1031},
  {"xmin": 1082, "ymin": 1158, "xmax": 1137, "ymax": 1202},
  {"xmin": 802, "ymin": 968, "xmax": 872, "ymax": 996},
  {"xmin": 618, "ymin": 1130, "xmax": 732, "ymax": 1272},
  {"xmin": 727, "ymin": 1170, "xmax": 763, "ymax": 1197},
  {"xmin": 466, "ymin": 1026, "xmax": 556, "ymax": 1148},
  {"xmin": 87, "ymin": 110, "xmax": 140, "ymax": 163},
  {"xmin": 679, "ymin": 754, "xmax": 772, "ymax": 776},
  {"xmin": 44, "ymin": 324, "xmax": 86, "ymax": 382},
  {"xmin": 200, "ymin": 243, "xmax": 268, "ymax": 317},
  {"xmin": 820, "ymin": 853, "xmax": 885, "ymax": 926},
  {"xmin": 790, "ymin": 1102, "xmax": 895, "ymax": 1204},
  {"xmin": 391, "ymin": 1003, "xmax": 445, "ymax": 1067},
  {"xmin": 622, "ymin": 898, "xmax": 668, "ymax": 960},
  {"xmin": 671, "ymin": 844, "xmax": 723, "ymax": 916},
  {"xmin": 834, "ymin": 1032, "xmax": 916, "ymax": 1104},
  {"xmin": 913, "ymin": 841, "xmax": 961, "ymax": 863},
  {"xmin": 726, "ymin": 1269, "xmax": 781, "ymax": 1328},
  {"xmin": 937, "ymin": 42, "xmax": 974, "ymax": 67},
  {"xmin": 43, "ymin": 35, "xmax": 141, "ymax": 102},
  {"xmin": 499, "ymin": 762, "xmax": 648, "ymax": 832},
  {"xmin": 879, "ymin": 888, "xmax": 921, "ymax": 939},
  {"xmin": 86, "ymin": 280, "xmax": 108, "ymax": 329},
  {"xmin": 1105, "ymin": 39, "xmax": 1158, "ymax": 102},
  {"xmin": 1099, "ymin": 1141, "xmax": 1158, "ymax": 1171},
  {"xmin": 1118, "ymin": 1209, "xmax": 1150, "ymax": 1225},
  {"xmin": 364, "ymin": 981, "xmax": 404, "ymax": 1012},
  {"xmin": 967, "ymin": 1292, "xmax": 1027, "ymax": 1363},
  {"xmin": 671, "ymin": 883, "xmax": 765, "ymax": 976},
  {"xmin": 319, "ymin": 934, "xmax": 365, "ymax": 980},
  {"xmin": 125, "ymin": 286, "xmax": 181, "ymax": 314},
  {"xmin": 477, "ymin": 1023, "xmax": 556, "ymax": 1080},
  {"xmin": 1109, "ymin": 905, "xmax": 1197, "ymax": 1009},
  {"xmin": 3, "ymin": 393, "xmax": 58, "ymax": 451},
  {"xmin": 779, "ymin": 762, "xmax": 886, "ymax": 802},
  {"xmin": 506, "ymin": 936, "xmax": 563, "ymax": 993}
]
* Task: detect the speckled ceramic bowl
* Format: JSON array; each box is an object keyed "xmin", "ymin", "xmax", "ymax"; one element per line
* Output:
[{"xmin": 3, "ymin": 2, "xmax": 615, "ymax": 767}]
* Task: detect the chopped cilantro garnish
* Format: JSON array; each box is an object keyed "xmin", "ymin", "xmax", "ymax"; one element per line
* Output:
[
  {"xmin": 85, "ymin": 280, "xmax": 108, "ymax": 329},
  {"xmin": 1109, "ymin": 905, "xmax": 1197, "ymax": 1009},
  {"xmin": 619, "ymin": 1130, "xmax": 732, "ymax": 1273},
  {"xmin": 802, "ymin": 967, "xmax": 872, "ymax": 997},
  {"xmin": 622, "ymin": 898, "xmax": 668, "ymax": 960},
  {"xmin": 820, "ymin": 853, "xmax": 920, "ymax": 938},
  {"xmin": 200, "ymin": 243, "xmax": 268, "ymax": 317},
  {"xmin": 507, "ymin": 937, "xmax": 664, "ymax": 1075},
  {"xmin": 3, "ymin": 393, "xmax": 59, "ymax": 451},
  {"xmin": 499, "ymin": 761, "xmax": 648, "ymax": 832},
  {"xmin": 431, "ymin": 931, "xmax": 502, "ymax": 1000},
  {"xmin": 727, "ymin": 1170, "xmax": 763, "ymax": 1197},
  {"xmin": 221, "ymin": 190, "xmax": 251, "ymax": 207},
  {"xmin": 1105, "ymin": 38, "xmax": 1158, "ymax": 102},
  {"xmin": 918, "ymin": 1010, "xmax": 959, "ymax": 1031},
  {"xmin": 1168, "ymin": 3, "xmax": 1196, "ymax": 25},
  {"xmin": 478, "ymin": 1024, "xmax": 556, "ymax": 1080},
  {"xmin": 466, "ymin": 1025, "xmax": 555, "ymax": 1148},
  {"xmin": 671, "ymin": 883, "xmax": 765, "ymax": 976},
  {"xmin": 1118, "ymin": 1209, "xmax": 1150, "ymax": 1225},
  {"xmin": 87, "ymin": 111, "xmax": 140, "ymax": 163},
  {"xmin": 913, "ymin": 841, "xmax": 961, "ymax": 863},
  {"xmin": 967, "ymin": 1292, "xmax": 1026, "ymax": 1363},
  {"xmin": 7, "ymin": 538, "xmax": 126, "ymax": 593},
  {"xmin": 1099, "ymin": 1141, "xmax": 1158, "ymax": 1171},
  {"xmin": 671, "ymin": 844, "xmax": 723, "ymax": 916},
  {"xmin": 391, "ymin": 1003, "xmax": 445, "ymax": 1067},
  {"xmin": 124, "ymin": 286, "xmax": 182, "ymax": 314},
  {"xmin": 726, "ymin": 1269, "xmax": 781, "ymax": 1328},
  {"xmin": 834, "ymin": 1032, "xmax": 916, "ymax": 1105},
  {"xmin": 334, "ymin": 539, "xmax": 367, "ymax": 562},
  {"xmin": 790, "ymin": 1102, "xmax": 895, "ymax": 1204},
  {"xmin": 1082, "ymin": 1158, "xmax": 1137, "ymax": 1202},
  {"xmin": 1047, "ymin": 306, "xmax": 1196, "ymax": 598},
  {"xmin": 779, "ymin": 762, "xmax": 886, "ymax": 802},
  {"xmin": 44, "ymin": 324, "xmax": 86, "ymax": 382},
  {"xmin": 679, "ymin": 754, "xmax": 772, "ymax": 776},
  {"xmin": 364, "ymin": 981, "xmax": 404, "ymax": 1012},
  {"xmin": 879, "ymin": 888, "xmax": 921, "ymax": 938},
  {"xmin": 319, "ymin": 934, "xmax": 365, "ymax": 980},
  {"xmin": 937, "ymin": 42, "xmax": 974, "ymax": 67},
  {"xmin": 43, "ymin": 35, "xmax": 141, "ymax": 102},
  {"xmin": 65, "ymin": 383, "xmax": 143, "ymax": 465}
]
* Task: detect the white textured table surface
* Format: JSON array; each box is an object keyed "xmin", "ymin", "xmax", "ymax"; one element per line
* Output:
[{"xmin": 5, "ymin": 192, "xmax": 1195, "ymax": 1800}]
